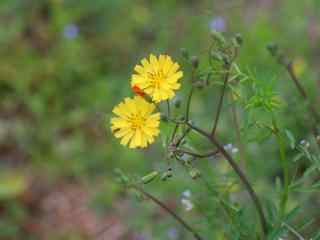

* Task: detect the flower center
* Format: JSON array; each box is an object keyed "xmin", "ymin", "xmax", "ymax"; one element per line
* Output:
[
  {"xmin": 129, "ymin": 114, "xmax": 145, "ymax": 130},
  {"xmin": 148, "ymin": 70, "xmax": 166, "ymax": 89}
]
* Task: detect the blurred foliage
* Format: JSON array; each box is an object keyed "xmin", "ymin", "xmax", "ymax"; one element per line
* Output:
[{"xmin": 0, "ymin": 0, "xmax": 320, "ymax": 239}]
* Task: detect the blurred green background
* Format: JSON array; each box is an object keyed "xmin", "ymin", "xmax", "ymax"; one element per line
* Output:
[{"xmin": 0, "ymin": 0, "xmax": 320, "ymax": 239}]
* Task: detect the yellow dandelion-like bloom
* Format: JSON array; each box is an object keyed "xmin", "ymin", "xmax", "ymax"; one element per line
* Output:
[
  {"xmin": 110, "ymin": 96, "xmax": 160, "ymax": 148},
  {"xmin": 131, "ymin": 54, "xmax": 183, "ymax": 103}
]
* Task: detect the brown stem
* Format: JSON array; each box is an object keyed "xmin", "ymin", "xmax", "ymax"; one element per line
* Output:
[
  {"xmin": 211, "ymin": 64, "xmax": 231, "ymax": 136},
  {"xmin": 186, "ymin": 122, "xmax": 268, "ymax": 238},
  {"xmin": 131, "ymin": 185, "xmax": 204, "ymax": 240},
  {"xmin": 176, "ymin": 148, "xmax": 219, "ymax": 158}
]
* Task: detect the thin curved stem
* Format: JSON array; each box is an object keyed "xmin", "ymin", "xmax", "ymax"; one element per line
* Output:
[
  {"xmin": 130, "ymin": 185, "xmax": 204, "ymax": 240},
  {"xmin": 185, "ymin": 122, "xmax": 268, "ymax": 238},
  {"xmin": 211, "ymin": 63, "xmax": 231, "ymax": 136},
  {"xmin": 176, "ymin": 148, "xmax": 219, "ymax": 159}
]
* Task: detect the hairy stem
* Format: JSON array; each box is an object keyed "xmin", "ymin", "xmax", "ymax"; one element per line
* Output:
[
  {"xmin": 130, "ymin": 185, "xmax": 204, "ymax": 240},
  {"xmin": 186, "ymin": 122, "xmax": 268, "ymax": 237}
]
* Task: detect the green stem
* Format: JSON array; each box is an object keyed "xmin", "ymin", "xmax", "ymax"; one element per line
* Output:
[{"xmin": 273, "ymin": 124, "xmax": 289, "ymax": 220}]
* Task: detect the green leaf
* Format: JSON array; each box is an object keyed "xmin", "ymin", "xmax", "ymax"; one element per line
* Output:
[
  {"xmin": 284, "ymin": 206, "xmax": 301, "ymax": 222},
  {"xmin": 284, "ymin": 129, "xmax": 295, "ymax": 149}
]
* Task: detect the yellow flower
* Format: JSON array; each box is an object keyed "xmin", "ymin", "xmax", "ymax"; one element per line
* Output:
[
  {"xmin": 131, "ymin": 54, "xmax": 183, "ymax": 103},
  {"xmin": 110, "ymin": 96, "xmax": 160, "ymax": 148}
]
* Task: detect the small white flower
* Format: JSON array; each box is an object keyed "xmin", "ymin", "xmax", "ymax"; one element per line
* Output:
[
  {"xmin": 231, "ymin": 147, "xmax": 239, "ymax": 154},
  {"xmin": 181, "ymin": 198, "xmax": 193, "ymax": 211},
  {"xmin": 300, "ymin": 139, "xmax": 310, "ymax": 148},
  {"xmin": 182, "ymin": 190, "xmax": 191, "ymax": 198},
  {"xmin": 224, "ymin": 143, "xmax": 233, "ymax": 151}
]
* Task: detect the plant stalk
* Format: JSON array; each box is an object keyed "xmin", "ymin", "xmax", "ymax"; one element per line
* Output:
[
  {"xmin": 186, "ymin": 122, "xmax": 268, "ymax": 237},
  {"xmin": 131, "ymin": 185, "xmax": 204, "ymax": 240}
]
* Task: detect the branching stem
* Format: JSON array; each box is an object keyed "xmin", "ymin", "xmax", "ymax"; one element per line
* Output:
[
  {"xmin": 185, "ymin": 122, "xmax": 268, "ymax": 238},
  {"xmin": 130, "ymin": 185, "xmax": 204, "ymax": 240}
]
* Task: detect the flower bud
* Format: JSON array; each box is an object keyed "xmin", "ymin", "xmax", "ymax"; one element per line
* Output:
[
  {"xmin": 210, "ymin": 30, "xmax": 226, "ymax": 44},
  {"xmin": 189, "ymin": 168, "xmax": 201, "ymax": 179},
  {"xmin": 141, "ymin": 171, "xmax": 159, "ymax": 184},
  {"xmin": 161, "ymin": 168, "xmax": 173, "ymax": 181},
  {"xmin": 235, "ymin": 33, "xmax": 243, "ymax": 46}
]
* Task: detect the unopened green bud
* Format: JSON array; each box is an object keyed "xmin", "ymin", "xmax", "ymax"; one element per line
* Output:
[
  {"xmin": 114, "ymin": 168, "xmax": 129, "ymax": 184},
  {"xmin": 189, "ymin": 168, "xmax": 201, "ymax": 179},
  {"xmin": 211, "ymin": 31, "xmax": 226, "ymax": 44},
  {"xmin": 141, "ymin": 171, "xmax": 159, "ymax": 184},
  {"xmin": 235, "ymin": 33, "xmax": 243, "ymax": 46},
  {"xmin": 191, "ymin": 56, "xmax": 199, "ymax": 69},
  {"xmin": 210, "ymin": 52, "xmax": 223, "ymax": 61},
  {"xmin": 161, "ymin": 168, "xmax": 173, "ymax": 181}
]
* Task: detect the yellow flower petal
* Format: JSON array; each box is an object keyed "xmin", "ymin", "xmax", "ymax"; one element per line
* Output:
[
  {"xmin": 131, "ymin": 54, "xmax": 183, "ymax": 103},
  {"xmin": 110, "ymin": 96, "xmax": 160, "ymax": 148}
]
